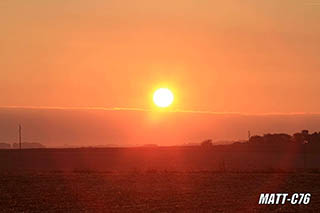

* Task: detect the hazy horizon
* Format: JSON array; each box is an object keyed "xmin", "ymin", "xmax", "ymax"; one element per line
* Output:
[{"xmin": 1, "ymin": 107, "xmax": 320, "ymax": 147}]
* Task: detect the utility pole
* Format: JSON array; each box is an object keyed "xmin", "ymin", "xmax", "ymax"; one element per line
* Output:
[
  {"xmin": 248, "ymin": 130, "xmax": 251, "ymax": 141},
  {"xmin": 19, "ymin": 124, "xmax": 22, "ymax": 150}
]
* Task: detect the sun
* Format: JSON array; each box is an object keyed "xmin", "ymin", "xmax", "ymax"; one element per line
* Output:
[{"xmin": 153, "ymin": 88, "xmax": 174, "ymax": 108}]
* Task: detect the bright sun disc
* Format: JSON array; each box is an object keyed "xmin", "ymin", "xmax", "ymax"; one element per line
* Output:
[{"xmin": 153, "ymin": 88, "xmax": 174, "ymax": 108}]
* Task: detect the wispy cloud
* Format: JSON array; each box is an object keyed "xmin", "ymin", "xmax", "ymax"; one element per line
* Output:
[{"xmin": 0, "ymin": 106, "xmax": 319, "ymax": 116}]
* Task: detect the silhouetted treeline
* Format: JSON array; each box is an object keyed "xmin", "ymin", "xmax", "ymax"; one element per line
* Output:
[
  {"xmin": 248, "ymin": 130, "xmax": 320, "ymax": 146},
  {"xmin": 0, "ymin": 142, "xmax": 46, "ymax": 149},
  {"xmin": 0, "ymin": 143, "xmax": 11, "ymax": 149},
  {"xmin": 12, "ymin": 142, "xmax": 46, "ymax": 149}
]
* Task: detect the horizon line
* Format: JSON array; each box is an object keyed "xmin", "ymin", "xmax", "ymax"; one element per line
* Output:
[{"xmin": 0, "ymin": 105, "xmax": 319, "ymax": 116}]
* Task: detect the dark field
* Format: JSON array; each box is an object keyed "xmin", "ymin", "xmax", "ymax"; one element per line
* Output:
[
  {"xmin": 1, "ymin": 147, "xmax": 320, "ymax": 212},
  {"xmin": 1, "ymin": 172, "xmax": 320, "ymax": 212},
  {"xmin": 1, "ymin": 146, "xmax": 320, "ymax": 172}
]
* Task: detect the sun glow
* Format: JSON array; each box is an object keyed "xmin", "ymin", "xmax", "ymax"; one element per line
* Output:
[{"xmin": 153, "ymin": 88, "xmax": 174, "ymax": 108}]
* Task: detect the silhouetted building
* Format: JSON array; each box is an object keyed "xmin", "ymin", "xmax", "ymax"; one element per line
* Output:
[{"xmin": 201, "ymin": 139, "xmax": 213, "ymax": 148}]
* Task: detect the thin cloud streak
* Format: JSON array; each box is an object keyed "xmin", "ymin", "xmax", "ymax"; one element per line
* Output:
[{"xmin": 0, "ymin": 106, "xmax": 319, "ymax": 116}]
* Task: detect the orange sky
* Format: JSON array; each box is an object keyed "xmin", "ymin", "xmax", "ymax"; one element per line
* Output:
[{"xmin": 1, "ymin": 0, "xmax": 320, "ymax": 114}]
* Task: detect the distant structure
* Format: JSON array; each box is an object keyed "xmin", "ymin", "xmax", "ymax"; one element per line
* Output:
[
  {"xmin": 248, "ymin": 130, "xmax": 251, "ymax": 141},
  {"xmin": 201, "ymin": 139, "xmax": 213, "ymax": 148}
]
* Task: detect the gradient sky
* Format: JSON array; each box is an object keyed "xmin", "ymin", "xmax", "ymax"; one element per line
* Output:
[{"xmin": 1, "ymin": 0, "xmax": 320, "ymax": 113}]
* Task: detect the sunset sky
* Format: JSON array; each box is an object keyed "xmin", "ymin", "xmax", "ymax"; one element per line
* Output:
[{"xmin": 1, "ymin": 0, "xmax": 320, "ymax": 114}]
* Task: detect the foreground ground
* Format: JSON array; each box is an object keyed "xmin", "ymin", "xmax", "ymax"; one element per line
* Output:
[{"xmin": 0, "ymin": 172, "xmax": 319, "ymax": 212}]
